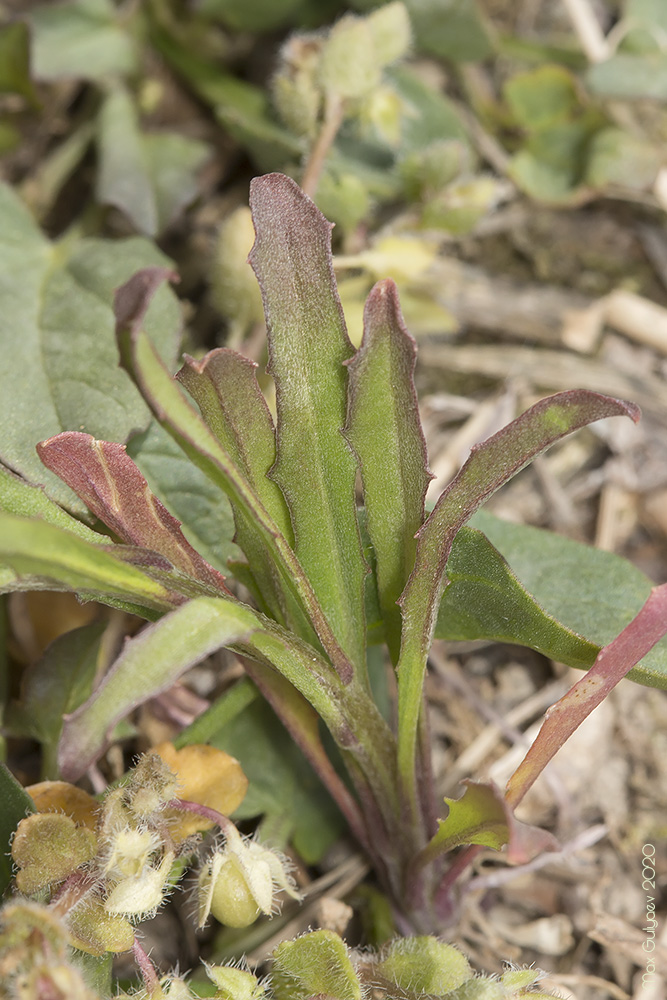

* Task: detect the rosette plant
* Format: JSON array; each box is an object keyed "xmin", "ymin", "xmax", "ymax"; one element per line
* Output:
[{"xmin": 2, "ymin": 173, "xmax": 666, "ymax": 933}]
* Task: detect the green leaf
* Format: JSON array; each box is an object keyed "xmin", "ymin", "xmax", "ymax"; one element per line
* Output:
[
  {"xmin": 205, "ymin": 696, "xmax": 345, "ymax": 864},
  {"xmin": 0, "ymin": 513, "xmax": 177, "ymax": 616},
  {"xmin": 96, "ymin": 85, "xmax": 157, "ymax": 235},
  {"xmin": 504, "ymin": 65, "xmax": 579, "ymax": 131},
  {"xmin": 272, "ymin": 930, "xmax": 362, "ymax": 1000},
  {"xmin": 344, "ymin": 279, "xmax": 430, "ymax": 663},
  {"xmin": 420, "ymin": 780, "xmax": 557, "ymax": 866},
  {"xmin": 587, "ymin": 53, "xmax": 667, "ymax": 100},
  {"xmin": 177, "ymin": 350, "xmax": 292, "ymax": 540},
  {"xmin": 0, "ymin": 183, "xmax": 181, "ymax": 512},
  {"xmin": 96, "ymin": 86, "xmax": 211, "ymax": 236},
  {"xmin": 402, "ymin": 0, "xmax": 492, "ymax": 63},
  {"xmin": 0, "ymin": 22, "xmax": 38, "ymax": 103},
  {"xmin": 376, "ymin": 937, "xmax": 471, "ymax": 996},
  {"xmin": 37, "ymin": 432, "xmax": 229, "ymax": 593},
  {"xmin": 387, "ymin": 65, "xmax": 469, "ymax": 153},
  {"xmin": 436, "ymin": 527, "xmax": 599, "ymax": 668},
  {"xmin": 10, "ymin": 623, "xmax": 105, "ymax": 763},
  {"xmin": 584, "ymin": 127, "xmax": 661, "ymax": 191},
  {"xmin": 30, "ymin": 0, "xmax": 138, "ymax": 81},
  {"xmin": 176, "ymin": 350, "xmax": 311, "ymax": 632},
  {"xmin": 127, "ymin": 419, "xmax": 240, "ymax": 574},
  {"xmin": 0, "ymin": 764, "xmax": 34, "ymax": 896},
  {"xmin": 114, "ymin": 270, "xmax": 350, "ymax": 676},
  {"xmin": 0, "ymin": 465, "xmax": 102, "ymax": 541},
  {"xmin": 199, "ymin": 0, "xmax": 306, "ymax": 32},
  {"xmin": 396, "ymin": 391, "xmax": 639, "ymax": 817},
  {"xmin": 58, "ymin": 597, "xmax": 259, "ymax": 780},
  {"xmin": 249, "ymin": 172, "xmax": 367, "ymax": 672},
  {"xmin": 469, "ymin": 511, "xmax": 667, "ymax": 689}
]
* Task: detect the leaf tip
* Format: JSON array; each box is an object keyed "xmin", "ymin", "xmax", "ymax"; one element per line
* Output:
[{"xmin": 113, "ymin": 267, "xmax": 180, "ymax": 338}]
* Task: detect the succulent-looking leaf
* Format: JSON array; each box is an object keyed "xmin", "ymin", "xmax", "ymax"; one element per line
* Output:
[
  {"xmin": 249, "ymin": 172, "xmax": 367, "ymax": 672},
  {"xmin": 58, "ymin": 597, "xmax": 258, "ymax": 779},
  {"xmin": 114, "ymin": 267, "xmax": 353, "ymax": 681},
  {"xmin": 37, "ymin": 431, "xmax": 229, "ymax": 593},
  {"xmin": 344, "ymin": 278, "xmax": 431, "ymax": 663},
  {"xmin": 396, "ymin": 390, "xmax": 640, "ymax": 818},
  {"xmin": 506, "ymin": 582, "xmax": 667, "ymax": 808}
]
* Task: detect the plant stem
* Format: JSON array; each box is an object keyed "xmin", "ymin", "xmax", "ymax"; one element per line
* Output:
[
  {"xmin": 132, "ymin": 938, "xmax": 161, "ymax": 996},
  {"xmin": 301, "ymin": 93, "xmax": 344, "ymax": 198}
]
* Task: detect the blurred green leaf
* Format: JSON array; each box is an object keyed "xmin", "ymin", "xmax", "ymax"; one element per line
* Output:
[
  {"xmin": 128, "ymin": 420, "xmax": 241, "ymax": 575},
  {"xmin": 0, "ymin": 22, "xmax": 37, "ymax": 103},
  {"xmin": 9, "ymin": 624, "xmax": 105, "ymax": 774},
  {"xmin": 0, "ymin": 183, "xmax": 181, "ymax": 512},
  {"xmin": 198, "ymin": 0, "xmax": 307, "ymax": 32},
  {"xmin": 401, "ymin": 0, "xmax": 492, "ymax": 63},
  {"xmin": 0, "ymin": 765, "xmax": 34, "ymax": 896},
  {"xmin": 584, "ymin": 126, "xmax": 661, "ymax": 190},
  {"xmin": 504, "ymin": 65, "xmax": 579, "ymax": 130},
  {"xmin": 469, "ymin": 511, "xmax": 667, "ymax": 690},
  {"xmin": 96, "ymin": 86, "xmax": 211, "ymax": 236},
  {"xmin": 30, "ymin": 0, "xmax": 138, "ymax": 81},
  {"xmin": 587, "ymin": 53, "xmax": 667, "ymax": 99},
  {"xmin": 388, "ymin": 65, "xmax": 469, "ymax": 153},
  {"xmin": 625, "ymin": 0, "xmax": 667, "ymax": 34}
]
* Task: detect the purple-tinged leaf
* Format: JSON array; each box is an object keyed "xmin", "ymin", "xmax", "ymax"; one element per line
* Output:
[
  {"xmin": 114, "ymin": 268, "xmax": 354, "ymax": 682},
  {"xmin": 177, "ymin": 350, "xmax": 291, "ymax": 539},
  {"xmin": 177, "ymin": 350, "xmax": 315, "ymax": 638},
  {"xmin": 59, "ymin": 597, "xmax": 258, "ymax": 780},
  {"xmin": 506, "ymin": 582, "xmax": 667, "ymax": 809},
  {"xmin": 396, "ymin": 390, "xmax": 640, "ymax": 820},
  {"xmin": 37, "ymin": 432, "xmax": 230, "ymax": 594},
  {"xmin": 418, "ymin": 780, "xmax": 558, "ymax": 866},
  {"xmin": 249, "ymin": 173, "xmax": 367, "ymax": 673},
  {"xmin": 344, "ymin": 280, "xmax": 431, "ymax": 664}
]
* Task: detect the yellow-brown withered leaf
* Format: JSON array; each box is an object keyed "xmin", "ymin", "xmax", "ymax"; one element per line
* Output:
[
  {"xmin": 154, "ymin": 742, "xmax": 248, "ymax": 840},
  {"xmin": 26, "ymin": 781, "xmax": 100, "ymax": 830}
]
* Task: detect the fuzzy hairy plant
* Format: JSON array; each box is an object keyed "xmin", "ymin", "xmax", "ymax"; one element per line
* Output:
[{"xmin": 1, "ymin": 175, "xmax": 667, "ymax": 955}]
